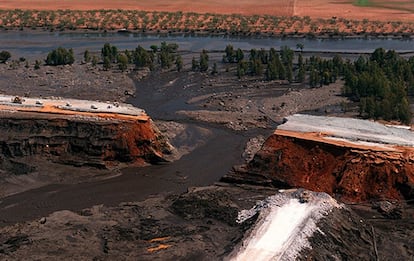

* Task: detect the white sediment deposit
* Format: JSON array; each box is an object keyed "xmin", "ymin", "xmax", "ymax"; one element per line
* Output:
[
  {"xmin": 278, "ymin": 114, "xmax": 414, "ymax": 150},
  {"xmin": 0, "ymin": 94, "xmax": 146, "ymax": 117},
  {"xmin": 230, "ymin": 190, "xmax": 341, "ymax": 261}
]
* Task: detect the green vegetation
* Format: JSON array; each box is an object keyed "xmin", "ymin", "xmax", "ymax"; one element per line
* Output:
[
  {"xmin": 1, "ymin": 40, "xmax": 410, "ymax": 124},
  {"xmin": 175, "ymin": 56, "xmax": 183, "ymax": 72},
  {"xmin": 101, "ymin": 43, "xmax": 118, "ymax": 63},
  {"xmin": 98, "ymin": 41, "xmax": 182, "ymax": 72},
  {"xmin": 45, "ymin": 47, "xmax": 74, "ymax": 66},
  {"xmin": 117, "ymin": 53, "xmax": 128, "ymax": 72},
  {"xmin": 83, "ymin": 50, "xmax": 91, "ymax": 63},
  {"xmin": 354, "ymin": 0, "xmax": 371, "ymax": 7},
  {"xmin": 0, "ymin": 9, "xmax": 413, "ymax": 37},
  {"xmin": 0, "ymin": 51, "xmax": 11, "ymax": 63},
  {"xmin": 133, "ymin": 45, "xmax": 154, "ymax": 69},
  {"xmin": 158, "ymin": 42, "xmax": 179, "ymax": 69},
  {"xmin": 343, "ymin": 48, "xmax": 413, "ymax": 124},
  {"xmin": 222, "ymin": 44, "xmax": 412, "ymax": 124},
  {"xmin": 199, "ymin": 50, "xmax": 209, "ymax": 72}
]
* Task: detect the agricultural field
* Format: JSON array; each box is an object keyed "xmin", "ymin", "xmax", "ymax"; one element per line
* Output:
[{"xmin": 0, "ymin": 8, "xmax": 414, "ymax": 37}]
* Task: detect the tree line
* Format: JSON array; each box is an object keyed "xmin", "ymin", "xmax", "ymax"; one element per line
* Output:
[
  {"xmin": 343, "ymin": 48, "xmax": 413, "ymax": 124},
  {"xmin": 220, "ymin": 44, "xmax": 412, "ymax": 124}
]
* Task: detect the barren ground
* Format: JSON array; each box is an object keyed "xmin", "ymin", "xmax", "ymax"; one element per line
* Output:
[{"xmin": 1, "ymin": 0, "xmax": 414, "ymax": 22}]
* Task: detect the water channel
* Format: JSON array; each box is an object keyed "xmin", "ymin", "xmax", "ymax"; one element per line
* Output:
[{"xmin": 1, "ymin": 31, "xmax": 414, "ymax": 58}]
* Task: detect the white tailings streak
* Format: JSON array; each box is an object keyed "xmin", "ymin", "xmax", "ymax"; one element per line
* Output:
[{"xmin": 230, "ymin": 190, "xmax": 341, "ymax": 261}]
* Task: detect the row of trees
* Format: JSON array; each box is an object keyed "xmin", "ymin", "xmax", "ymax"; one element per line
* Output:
[
  {"xmin": 40, "ymin": 41, "xmax": 183, "ymax": 72},
  {"xmin": 1, "ymin": 9, "xmax": 412, "ymax": 37},
  {"xmin": 222, "ymin": 44, "xmax": 345, "ymax": 87},
  {"xmin": 100, "ymin": 42, "xmax": 182, "ymax": 71}
]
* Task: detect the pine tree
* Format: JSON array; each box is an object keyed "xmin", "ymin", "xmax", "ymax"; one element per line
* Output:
[
  {"xmin": 175, "ymin": 56, "xmax": 183, "ymax": 72},
  {"xmin": 199, "ymin": 50, "xmax": 209, "ymax": 72}
]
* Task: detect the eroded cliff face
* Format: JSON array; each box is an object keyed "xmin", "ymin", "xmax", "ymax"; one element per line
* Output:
[
  {"xmin": 224, "ymin": 115, "xmax": 414, "ymax": 202},
  {"xmin": 0, "ymin": 112, "xmax": 171, "ymax": 169}
]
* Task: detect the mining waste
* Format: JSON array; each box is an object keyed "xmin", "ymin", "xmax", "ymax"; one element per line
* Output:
[
  {"xmin": 1, "ymin": 111, "xmax": 413, "ymax": 260},
  {"xmin": 0, "ymin": 95, "xmax": 172, "ymax": 169},
  {"xmin": 224, "ymin": 114, "xmax": 414, "ymax": 203}
]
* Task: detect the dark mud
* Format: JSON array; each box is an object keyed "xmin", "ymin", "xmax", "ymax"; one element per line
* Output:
[{"xmin": 0, "ymin": 124, "xmax": 248, "ymax": 226}]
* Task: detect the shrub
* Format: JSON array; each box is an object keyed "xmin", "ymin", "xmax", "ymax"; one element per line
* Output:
[{"xmin": 0, "ymin": 51, "xmax": 11, "ymax": 63}]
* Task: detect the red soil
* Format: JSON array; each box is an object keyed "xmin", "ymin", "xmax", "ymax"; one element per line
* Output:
[
  {"xmin": 1, "ymin": 0, "xmax": 413, "ymax": 22},
  {"xmin": 233, "ymin": 131, "xmax": 414, "ymax": 203}
]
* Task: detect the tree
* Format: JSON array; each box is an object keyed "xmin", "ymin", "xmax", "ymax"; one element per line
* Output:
[
  {"xmin": 175, "ymin": 55, "xmax": 183, "ymax": 72},
  {"xmin": 296, "ymin": 43, "xmax": 304, "ymax": 52},
  {"xmin": 224, "ymin": 44, "xmax": 235, "ymax": 63},
  {"xmin": 249, "ymin": 58, "xmax": 263, "ymax": 76},
  {"xmin": 344, "ymin": 48, "xmax": 413, "ymax": 123},
  {"xmin": 103, "ymin": 56, "xmax": 111, "ymax": 70},
  {"xmin": 0, "ymin": 51, "xmax": 11, "ymax": 63},
  {"xmin": 91, "ymin": 55, "xmax": 98, "ymax": 67},
  {"xmin": 45, "ymin": 47, "xmax": 74, "ymax": 66},
  {"xmin": 397, "ymin": 97, "xmax": 412, "ymax": 124},
  {"xmin": 286, "ymin": 64, "xmax": 293, "ymax": 82},
  {"xmin": 83, "ymin": 49, "xmax": 91, "ymax": 63},
  {"xmin": 158, "ymin": 42, "xmax": 178, "ymax": 69},
  {"xmin": 191, "ymin": 57, "xmax": 199, "ymax": 71},
  {"xmin": 297, "ymin": 65, "xmax": 305, "ymax": 83},
  {"xmin": 280, "ymin": 46, "xmax": 294, "ymax": 64},
  {"xmin": 117, "ymin": 53, "xmax": 128, "ymax": 72},
  {"xmin": 237, "ymin": 60, "xmax": 248, "ymax": 79},
  {"xmin": 235, "ymin": 48, "xmax": 244, "ymax": 63},
  {"xmin": 309, "ymin": 68, "xmax": 320, "ymax": 87},
  {"xmin": 133, "ymin": 45, "xmax": 153, "ymax": 68},
  {"xmin": 297, "ymin": 52, "xmax": 305, "ymax": 83},
  {"xmin": 266, "ymin": 62, "xmax": 278, "ymax": 80},
  {"xmin": 150, "ymin": 45, "xmax": 158, "ymax": 53},
  {"xmin": 199, "ymin": 50, "xmax": 209, "ymax": 72},
  {"xmin": 101, "ymin": 43, "xmax": 118, "ymax": 62},
  {"xmin": 124, "ymin": 49, "xmax": 132, "ymax": 63}
]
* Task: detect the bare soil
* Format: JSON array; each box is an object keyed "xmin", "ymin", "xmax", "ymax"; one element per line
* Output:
[
  {"xmin": 1, "ymin": 0, "xmax": 414, "ymax": 22},
  {"xmin": 1, "ymin": 2, "xmax": 414, "ymax": 38},
  {"xmin": 0, "ymin": 61, "xmax": 138, "ymax": 102}
]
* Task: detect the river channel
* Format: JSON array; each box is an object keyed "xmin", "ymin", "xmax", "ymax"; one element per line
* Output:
[{"xmin": 1, "ymin": 31, "xmax": 414, "ymax": 59}]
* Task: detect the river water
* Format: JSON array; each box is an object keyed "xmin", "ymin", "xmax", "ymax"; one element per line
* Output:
[{"xmin": 1, "ymin": 31, "xmax": 414, "ymax": 59}]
